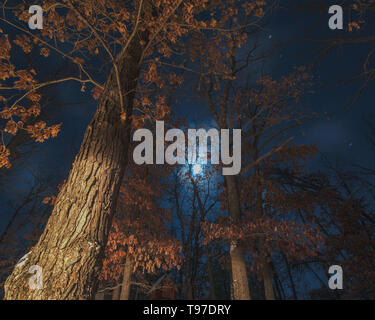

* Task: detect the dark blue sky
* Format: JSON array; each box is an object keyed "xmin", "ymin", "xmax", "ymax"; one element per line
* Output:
[
  {"xmin": 175, "ymin": 1, "xmax": 375, "ymax": 172},
  {"xmin": 1, "ymin": 3, "xmax": 374, "ymax": 298}
]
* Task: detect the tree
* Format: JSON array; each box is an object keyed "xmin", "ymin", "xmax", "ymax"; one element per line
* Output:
[
  {"xmin": 194, "ymin": 7, "xmax": 273, "ymax": 300},
  {"xmin": 166, "ymin": 164, "xmax": 219, "ymax": 299},
  {"xmin": 99, "ymin": 163, "xmax": 181, "ymax": 300},
  {"xmin": 201, "ymin": 68, "xmax": 325, "ymax": 299},
  {"xmin": 313, "ymin": 162, "xmax": 375, "ymax": 298}
]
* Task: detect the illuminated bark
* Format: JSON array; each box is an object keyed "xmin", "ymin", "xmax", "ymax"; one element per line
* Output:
[
  {"xmin": 120, "ymin": 257, "xmax": 134, "ymax": 300},
  {"xmin": 225, "ymin": 175, "xmax": 251, "ymax": 300}
]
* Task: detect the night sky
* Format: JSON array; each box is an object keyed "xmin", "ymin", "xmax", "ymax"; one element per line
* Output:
[{"xmin": 1, "ymin": 0, "xmax": 374, "ymax": 300}]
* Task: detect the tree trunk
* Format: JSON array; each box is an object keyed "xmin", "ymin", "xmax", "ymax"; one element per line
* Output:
[
  {"xmin": 229, "ymin": 268, "xmax": 234, "ymax": 300},
  {"xmin": 120, "ymin": 257, "xmax": 134, "ymax": 300},
  {"xmin": 256, "ymin": 199, "xmax": 275, "ymax": 300},
  {"xmin": 95, "ymin": 290, "xmax": 105, "ymax": 300},
  {"xmin": 111, "ymin": 285, "xmax": 120, "ymax": 300},
  {"xmin": 254, "ymin": 169, "xmax": 275, "ymax": 300},
  {"xmin": 225, "ymin": 175, "xmax": 251, "ymax": 300},
  {"xmin": 4, "ymin": 40, "xmax": 144, "ymax": 300},
  {"xmin": 261, "ymin": 250, "xmax": 275, "ymax": 300},
  {"xmin": 185, "ymin": 273, "xmax": 194, "ymax": 300},
  {"xmin": 206, "ymin": 249, "xmax": 216, "ymax": 300},
  {"xmin": 283, "ymin": 253, "xmax": 297, "ymax": 300}
]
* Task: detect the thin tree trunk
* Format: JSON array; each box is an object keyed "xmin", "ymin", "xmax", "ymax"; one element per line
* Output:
[
  {"xmin": 95, "ymin": 291, "xmax": 104, "ymax": 300},
  {"xmin": 112, "ymin": 285, "xmax": 121, "ymax": 300},
  {"xmin": 178, "ymin": 267, "xmax": 183, "ymax": 299},
  {"xmin": 95, "ymin": 290, "xmax": 105, "ymax": 300},
  {"xmin": 254, "ymin": 170, "xmax": 275, "ymax": 300},
  {"xmin": 283, "ymin": 253, "xmax": 298, "ymax": 300},
  {"xmin": 275, "ymin": 273, "xmax": 286, "ymax": 300},
  {"xmin": 134, "ymin": 286, "xmax": 139, "ymax": 300},
  {"xmin": 229, "ymin": 261, "xmax": 234, "ymax": 300},
  {"xmin": 4, "ymin": 39, "xmax": 144, "ymax": 300},
  {"xmin": 225, "ymin": 175, "xmax": 251, "ymax": 300},
  {"xmin": 185, "ymin": 274, "xmax": 194, "ymax": 300},
  {"xmin": 261, "ymin": 247, "xmax": 275, "ymax": 300},
  {"xmin": 120, "ymin": 257, "xmax": 135, "ymax": 300},
  {"xmin": 273, "ymin": 272, "xmax": 283, "ymax": 300},
  {"xmin": 206, "ymin": 249, "xmax": 216, "ymax": 300}
]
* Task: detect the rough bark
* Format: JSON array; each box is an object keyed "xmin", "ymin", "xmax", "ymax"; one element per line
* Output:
[
  {"xmin": 225, "ymin": 175, "xmax": 251, "ymax": 300},
  {"xmin": 119, "ymin": 257, "xmax": 134, "ymax": 300},
  {"xmin": 4, "ymin": 39, "xmax": 144, "ymax": 300}
]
